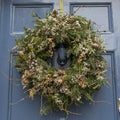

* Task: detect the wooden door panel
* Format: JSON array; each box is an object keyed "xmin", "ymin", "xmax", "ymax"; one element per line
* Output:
[
  {"xmin": 70, "ymin": 3, "xmax": 113, "ymax": 33},
  {"xmin": 0, "ymin": 0, "xmax": 120, "ymax": 120},
  {"xmin": 10, "ymin": 4, "xmax": 53, "ymax": 35}
]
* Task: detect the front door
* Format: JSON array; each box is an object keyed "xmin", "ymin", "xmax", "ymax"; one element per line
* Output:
[{"xmin": 0, "ymin": 0, "xmax": 120, "ymax": 120}]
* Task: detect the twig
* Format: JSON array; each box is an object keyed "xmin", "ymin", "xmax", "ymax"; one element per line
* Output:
[
  {"xmin": 10, "ymin": 95, "xmax": 29, "ymax": 105},
  {"xmin": 62, "ymin": 109, "xmax": 82, "ymax": 116},
  {"xmin": 71, "ymin": 5, "xmax": 85, "ymax": 15}
]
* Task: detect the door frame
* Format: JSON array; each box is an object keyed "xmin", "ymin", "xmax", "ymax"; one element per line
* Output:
[
  {"xmin": 0, "ymin": 0, "xmax": 1, "ymax": 51},
  {"xmin": 0, "ymin": 0, "xmax": 120, "ymax": 120}
]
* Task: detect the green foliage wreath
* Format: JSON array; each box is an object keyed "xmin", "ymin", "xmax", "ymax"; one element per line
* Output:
[{"xmin": 14, "ymin": 10, "xmax": 106, "ymax": 115}]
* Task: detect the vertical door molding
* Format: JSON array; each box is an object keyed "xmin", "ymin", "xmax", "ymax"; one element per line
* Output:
[{"xmin": 0, "ymin": 0, "xmax": 2, "ymax": 35}]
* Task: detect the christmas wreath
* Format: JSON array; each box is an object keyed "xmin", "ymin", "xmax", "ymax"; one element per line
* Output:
[{"xmin": 14, "ymin": 10, "xmax": 106, "ymax": 115}]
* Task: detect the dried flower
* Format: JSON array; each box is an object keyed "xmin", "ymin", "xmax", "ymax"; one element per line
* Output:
[
  {"xmin": 53, "ymin": 73, "xmax": 58, "ymax": 78},
  {"xmin": 29, "ymin": 89, "xmax": 36, "ymax": 99},
  {"xmin": 47, "ymin": 38, "xmax": 53, "ymax": 43},
  {"xmin": 92, "ymin": 43, "xmax": 99, "ymax": 49},
  {"xmin": 57, "ymin": 78, "xmax": 63, "ymax": 84},
  {"xmin": 52, "ymin": 9, "xmax": 58, "ymax": 16},
  {"xmin": 79, "ymin": 80, "xmax": 88, "ymax": 89},
  {"xmin": 17, "ymin": 51, "xmax": 24, "ymax": 56}
]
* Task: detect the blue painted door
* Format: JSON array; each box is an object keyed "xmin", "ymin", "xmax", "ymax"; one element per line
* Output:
[{"xmin": 0, "ymin": 0, "xmax": 120, "ymax": 120}]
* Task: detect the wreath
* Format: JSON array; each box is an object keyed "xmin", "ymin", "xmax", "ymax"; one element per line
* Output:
[{"xmin": 14, "ymin": 10, "xmax": 106, "ymax": 115}]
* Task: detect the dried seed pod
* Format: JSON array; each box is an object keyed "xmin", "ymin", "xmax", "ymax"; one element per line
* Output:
[{"xmin": 17, "ymin": 51, "xmax": 24, "ymax": 56}]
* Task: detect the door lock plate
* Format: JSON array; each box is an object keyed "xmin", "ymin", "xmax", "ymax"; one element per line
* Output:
[{"xmin": 118, "ymin": 98, "xmax": 120, "ymax": 112}]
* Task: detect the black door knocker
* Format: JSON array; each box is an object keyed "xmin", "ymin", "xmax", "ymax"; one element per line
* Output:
[{"xmin": 51, "ymin": 44, "xmax": 71, "ymax": 69}]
